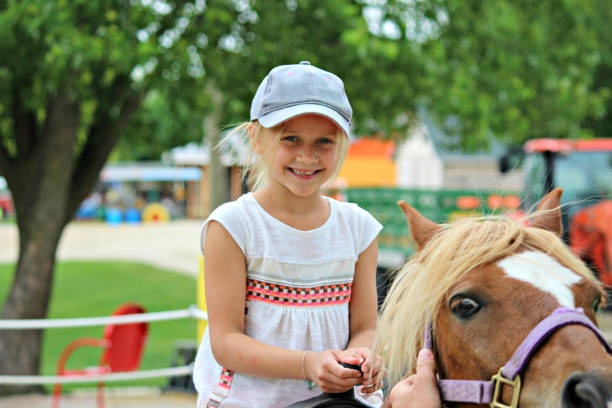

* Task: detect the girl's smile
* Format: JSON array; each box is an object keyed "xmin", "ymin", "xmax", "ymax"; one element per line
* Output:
[{"xmin": 288, "ymin": 168, "xmax": 322, "ymax": 178}]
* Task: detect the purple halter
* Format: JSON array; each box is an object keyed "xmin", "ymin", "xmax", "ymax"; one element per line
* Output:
[{"xmin": 424, "ymin": 306, "xmax": 612, "ymax": 406}]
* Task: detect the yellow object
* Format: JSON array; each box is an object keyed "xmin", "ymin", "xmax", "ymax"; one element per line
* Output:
[
  {"xmin": 491, "ymin": 367, "xmax": 522, "ymax": 408},
  {"xmin": 338, "ymin": 157, "xmax": 396, "ymax": 187},
  {"xmin": 197, "ymin": 256, "xmax": 208, "ymax": 344},
  {"xmin": 142, "ymin": 203, "xmax": 170, "ymax": 223}
]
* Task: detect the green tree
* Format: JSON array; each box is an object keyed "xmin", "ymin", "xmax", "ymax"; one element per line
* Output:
[
  {"xmin": 581, "ymin": 0, "xmax": 612, "ymax": 138},
  {"xmin": 0, "ymin": 0, "xmax": 232, "ymax": 392},
  {"xmin": 392, "ymin": 0, "xmax": 611, "ymax": 150},
  {"xmin": 116, "ymin": 0, "xmax": 612, "ymax": 161},
  {"xmin": 111, "ymin": 89, "xmax": 206, "ymax": 161},
  {"xmin": 114, "ymin": 0, "xmax": 429, "ymax": 161},
  {"xmin": 0, "ymin": 0, "xmax": 422, "ymax": 392}
]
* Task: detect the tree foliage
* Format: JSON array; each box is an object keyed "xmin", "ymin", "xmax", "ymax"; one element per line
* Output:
[
  {"xmin": 114, "ymin": 0, "xmax": 426, "ymax": 159},
  {"xmin": 114, "ymin": 0, "xmax": 612, "ymax": 159},
  {"xmin": 395, "ymin": 0, "xmax": 612, "ymax": 149}
]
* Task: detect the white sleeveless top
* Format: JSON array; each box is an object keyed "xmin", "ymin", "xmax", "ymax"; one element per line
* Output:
[{"xmin": 193, "ymin": 193, "xmax": 382, "ymax": 408}]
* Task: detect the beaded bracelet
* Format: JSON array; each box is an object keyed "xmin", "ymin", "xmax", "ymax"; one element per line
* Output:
[{"xmin": 301, "ymin": 351, "xmax": 314, "ymax": 390}]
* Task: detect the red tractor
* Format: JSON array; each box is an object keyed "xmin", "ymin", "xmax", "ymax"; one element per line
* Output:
[{"xmin": 502, "ymin": 138, "xmax": 612, "ymax": 290}]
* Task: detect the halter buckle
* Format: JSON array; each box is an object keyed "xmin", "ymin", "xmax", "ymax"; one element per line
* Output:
[{"xmin": 490, "ymin": 367, "xmax": 521, "ymax": 408}]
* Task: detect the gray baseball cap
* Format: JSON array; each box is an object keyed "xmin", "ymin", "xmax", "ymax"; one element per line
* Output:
[{"xmin": 250, "ymin": 61, "xmax": 353, "ymax": 137}]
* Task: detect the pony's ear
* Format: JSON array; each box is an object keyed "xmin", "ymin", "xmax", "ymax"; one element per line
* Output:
[
  {"xmin": 398, "ymin": 200, "xmax": 442, "ymax": 250},
  {"xmin": 531, "ymin": 188, "xmax": 563, "ymax": 236}
]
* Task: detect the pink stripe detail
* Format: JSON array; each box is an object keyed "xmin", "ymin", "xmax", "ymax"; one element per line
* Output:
[
  {"xmin": 247, "ymin": 279, "xmax": 351, "ymax": 290},
  {"xmin": 246, "ymin": 295, "xmax": 350, "ymax": 306},
  {"xmin": 248, "ymin": 286, "xmax": 352, "ymax": 300}
]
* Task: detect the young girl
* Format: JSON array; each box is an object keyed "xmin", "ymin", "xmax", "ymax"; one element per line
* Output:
[{"xmin": 193, "ymin": 61, "xmax": 384, "ymax": 407}]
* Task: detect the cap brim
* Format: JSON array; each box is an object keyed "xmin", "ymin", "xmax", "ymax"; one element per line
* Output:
[{"xmin": 258, "ymin": 104, "xmax": 350, "ymax": 137}]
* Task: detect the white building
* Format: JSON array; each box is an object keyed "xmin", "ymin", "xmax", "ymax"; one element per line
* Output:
[{"xmin": 395, "ymin": 114, "xmax": 523, "ymax": 192}]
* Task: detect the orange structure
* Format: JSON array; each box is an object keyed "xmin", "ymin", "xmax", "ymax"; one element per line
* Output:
[
  {"xmin": 337, "ymin": 138, "xmax": 396, "ymax": 187},
  {"xmin": 570, "ymin": 201, "xmax": 612, "ymax": 286}
]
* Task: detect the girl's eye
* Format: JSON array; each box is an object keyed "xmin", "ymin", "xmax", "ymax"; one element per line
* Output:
[
  {"xmin": 318, "ymin": 137, "xmax": 334, "ymax": 145},
  {"xmin": 282, "ymin": 136, "xmax": 298, "ymax": 143}
]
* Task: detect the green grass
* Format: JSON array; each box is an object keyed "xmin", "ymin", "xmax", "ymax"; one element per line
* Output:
[
  {"xmin": 0, "ymin": 261, "xmax": 198, "ymax": 390},
  {"xmin": 0, "ymin": 216, "xmax": 15, "ymax": 224}
]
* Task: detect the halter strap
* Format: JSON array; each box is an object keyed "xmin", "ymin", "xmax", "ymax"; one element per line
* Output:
[{"xmin": 425, "ymin": 306, "xmax": 612, "ymax": 404}]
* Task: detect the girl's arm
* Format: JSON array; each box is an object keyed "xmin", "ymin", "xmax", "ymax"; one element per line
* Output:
[
  {"xmin": 345, "ymin": 238, "xmax": 383, "ymax": 390},
  {"xmin": 204, "ymin": 221, "xmax": 362, "ymax": 392},
  {"xmin": 347, "ymin": 238, "xmax": 379, "ymax": 349}
]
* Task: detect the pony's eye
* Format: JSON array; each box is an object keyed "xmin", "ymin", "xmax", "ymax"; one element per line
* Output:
[
  {"xmin": 593, "ymin": 298, "xmax": 601, "ymax": 313},
  {"xmin": 450, "ymin": 296, "xmax": 481, "ymax": 319}
]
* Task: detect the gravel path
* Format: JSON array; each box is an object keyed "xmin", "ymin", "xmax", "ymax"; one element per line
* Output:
[{"xmin": 0, "ymin": 220, "xmax": 203, "ymax": 276}]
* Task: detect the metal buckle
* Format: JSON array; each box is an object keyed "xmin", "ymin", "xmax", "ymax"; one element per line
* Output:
[{"xmin": 490, "ymin": 367, "xmax": 522, "ymax": 408}]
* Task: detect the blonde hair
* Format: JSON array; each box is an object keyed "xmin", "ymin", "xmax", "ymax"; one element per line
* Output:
[
  {"xmin": 223, "ymin": 120, "xmax": 349, "ymax": 191},
  {"xmin": 375, "ymin": 212, "xmax": 602, "ymax": 386}
]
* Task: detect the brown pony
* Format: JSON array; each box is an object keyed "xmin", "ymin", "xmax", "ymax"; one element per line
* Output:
[{"xmin": 376, "ymin": 189, "xmax": 612, "ymax": 407}]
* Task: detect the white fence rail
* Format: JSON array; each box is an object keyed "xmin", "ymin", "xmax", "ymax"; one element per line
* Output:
[{"xmin": 0, "ymin": 305, "xmax": 207, "ymax": 385}]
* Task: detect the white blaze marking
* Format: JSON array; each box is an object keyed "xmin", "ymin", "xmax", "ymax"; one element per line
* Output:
[{"xmin": 497, "ymin": 251, "xmax": 582, "ymax": 308}]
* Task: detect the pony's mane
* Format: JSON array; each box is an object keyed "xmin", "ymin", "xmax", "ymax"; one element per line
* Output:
[{"xmin": 375, "ymin": 211, "xmax": 601, "ymax": 386}]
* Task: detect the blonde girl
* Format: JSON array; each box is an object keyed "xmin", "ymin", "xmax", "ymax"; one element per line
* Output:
[{"xmin": 192, "ymin": 61, "xmax": 384, "ymax": 407}]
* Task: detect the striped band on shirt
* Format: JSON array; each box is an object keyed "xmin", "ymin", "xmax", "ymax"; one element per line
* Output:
[
  {"xmin": 206, "ymin": 368, "xmax": 235, "ymax": 407},
  {"xmin": 246, "ymin": 278, "xmax": 352, "ymax": 306}
]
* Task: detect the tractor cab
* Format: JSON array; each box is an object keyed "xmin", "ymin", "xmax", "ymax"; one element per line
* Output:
[
  {"xmin": 522, "ymin": 139, "xmax": 612, "ymax": 233},
  {"xmin": 502, "ymin": 138, "xmax": 612, "ymax": 288}
]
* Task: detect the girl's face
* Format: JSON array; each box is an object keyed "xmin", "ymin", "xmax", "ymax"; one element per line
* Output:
[{"xmin": 258, "ymin": 114, "xmax": 343, "ymax": 198}]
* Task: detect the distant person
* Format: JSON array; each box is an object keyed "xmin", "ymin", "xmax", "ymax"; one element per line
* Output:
[{"xmin": 192, "ymin": 61, "xmax": 384, "ymax": 407}]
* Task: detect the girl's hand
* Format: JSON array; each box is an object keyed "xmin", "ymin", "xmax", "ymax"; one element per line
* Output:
[
  {"xmin": 344, "ymin": 347, "xmax": 385, "ymax": 393},
  {"xmin": 382, "ymin": 349, "xmax": 441, "ymax": 408},
  {"xmin": 303, "ymin": 349, "xmax": 363, "ymax": 393}
]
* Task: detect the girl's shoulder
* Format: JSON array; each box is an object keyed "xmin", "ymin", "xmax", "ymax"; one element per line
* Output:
[
  {"xmin": 207, "ymin": 193, "xmax": 254, "ymax": 221},
  {"xmin": 327, "ymin": 197, "xmax": 382, "ymax": 254},
  {"xmin": 201, "ymin": 193, "xmax": 256, "ymax": 255},
  {"xmin": 328, "ymin": 196, "xmax": 379, "ymax": 225}
]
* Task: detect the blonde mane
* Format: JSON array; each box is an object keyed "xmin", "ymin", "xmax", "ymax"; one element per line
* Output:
[{"xmin": 375, "ymin": 212, "xmax": 600, "ymax": 386}]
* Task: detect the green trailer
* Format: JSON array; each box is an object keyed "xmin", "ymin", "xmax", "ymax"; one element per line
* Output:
[
  {"xmin": 343, "ymin": 187, "xmax": 521, "ymax": 265},
  {"xmin": 343, "ymin": 187, "xmax": 520, "ymax": 306}
]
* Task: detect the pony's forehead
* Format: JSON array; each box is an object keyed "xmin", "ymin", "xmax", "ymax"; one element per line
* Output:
[{"xmin": 497, "ymin": 251, "xmax": 582, "ymax": 308}]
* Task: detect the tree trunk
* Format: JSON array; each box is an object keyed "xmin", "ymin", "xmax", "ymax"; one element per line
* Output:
[
  {"xmin": 0, "ymin": 94, "xmax": 79, "ymax": 394},
  {"xmin": 205, "ymin": 82, "xmax": 228, "ymax": 212},
  {"xmin": 0, "ymin": 226, "xmax": 64, "ymax": 394},
  {"xmin": 0, "ymin": 78, "xmax": 141, "ymax": 395}
]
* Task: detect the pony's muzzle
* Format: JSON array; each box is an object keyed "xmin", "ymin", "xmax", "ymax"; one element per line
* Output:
[{"xmin": 561, "ymin": 372, "xmax": 611, "ymax": 408}]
